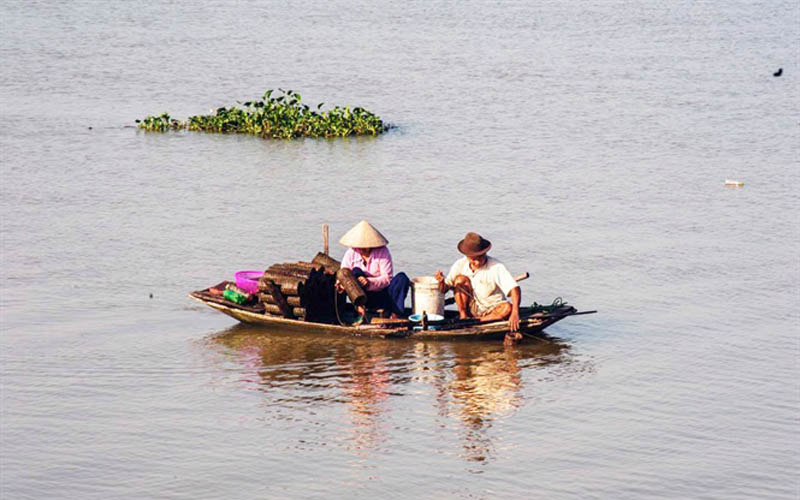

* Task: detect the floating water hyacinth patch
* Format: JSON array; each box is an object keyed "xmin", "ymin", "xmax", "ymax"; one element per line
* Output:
[{"xmin": 136, "ymin": 89, "xmax": 391, "ymax": 139}]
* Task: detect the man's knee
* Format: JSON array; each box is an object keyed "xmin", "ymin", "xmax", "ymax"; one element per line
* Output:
[
  {"xmin": 453, "ymin": 274, "xmax": 471, "ymax": 288},
  {"xmin": 490, "ymin": 302, "xmax": 512, "ymax": 319}
]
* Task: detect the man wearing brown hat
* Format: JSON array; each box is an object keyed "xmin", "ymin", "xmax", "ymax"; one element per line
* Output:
[{"xmin": 434, "ymin": 232, "xmax": 521, "ymax": 335}]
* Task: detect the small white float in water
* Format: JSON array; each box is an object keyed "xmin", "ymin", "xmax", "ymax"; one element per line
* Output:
[{"xmin": 724, "ymin": 179, "xmax": 744, "ymax": 187}]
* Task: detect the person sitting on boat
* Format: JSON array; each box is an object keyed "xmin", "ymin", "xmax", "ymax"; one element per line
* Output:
[
  {"xmin": 336, "ymin": 220, "xmax": 410, "ymax": 322},
  {"xmin": 434, "ymin": 232, "xmax": 521, "ymax": 335}
]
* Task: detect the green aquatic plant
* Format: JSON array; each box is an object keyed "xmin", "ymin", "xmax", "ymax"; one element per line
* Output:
[
  {"xmin": 138, "ymin": 112, "xmax": 182, "ymax": 132},
  {"xmin": 136, "ymin": 89, "xmax": 390, "ymax": 139}
]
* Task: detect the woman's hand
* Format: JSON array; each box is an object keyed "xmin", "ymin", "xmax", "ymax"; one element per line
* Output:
[{"xmin": 357, "ymin": 276, "xmax": 369, "ymax": 287}]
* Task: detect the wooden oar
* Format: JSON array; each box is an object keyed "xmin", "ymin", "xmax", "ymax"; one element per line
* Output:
[{"xmin": 570, "ymin": 310, "xmax": 597, "ymax": 316}]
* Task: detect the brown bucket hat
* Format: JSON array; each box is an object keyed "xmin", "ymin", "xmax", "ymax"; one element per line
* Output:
[{"xmin": 457, "ymin": 232, "xmax": 491, "ymax": 257}]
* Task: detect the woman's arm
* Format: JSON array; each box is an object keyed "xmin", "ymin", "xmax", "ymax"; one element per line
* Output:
[
  {"xmin": 364, "ymin": 247, "xmax": 393, "ymax": 291},
  {"xmin": 340, "ymin": 248, "xmax": 355, "ymax": 270}
]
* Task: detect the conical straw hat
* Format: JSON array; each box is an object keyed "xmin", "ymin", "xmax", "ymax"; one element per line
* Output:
[{"xmin": 339, "ymin": 220, "xmax": 389, "ymax": 248}]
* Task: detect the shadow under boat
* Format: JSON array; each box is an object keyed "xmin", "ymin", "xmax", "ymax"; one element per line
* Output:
[{"xmin": 208, "ymin": 321, "xmax": 573, "ymax": 391}]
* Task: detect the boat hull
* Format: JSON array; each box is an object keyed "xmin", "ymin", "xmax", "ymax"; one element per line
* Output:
[{"xmin": 189, "ymin": 292, "xmax": 577, "ymax": 340}]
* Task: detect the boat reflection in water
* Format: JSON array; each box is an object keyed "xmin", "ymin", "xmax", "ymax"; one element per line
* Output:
[{"xmin": 209, "ymin": 323, "xmax": 581, "ymax": 463}]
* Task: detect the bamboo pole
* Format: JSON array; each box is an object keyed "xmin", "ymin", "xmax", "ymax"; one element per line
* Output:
[
  {"xmin": 294, "ymin": 261, "xmax": 323, "ymax": 271},
  {"xmin": 258, "ymin": 275, "xmax": 303, "ymax": 296},
  {"xmin": 262, "ymin": 303, "xmax": 306, "ymax": 320},
  {"xmin": 260, "ymin": 272, "xmax": 305, "ymax": 288},
  {"xmin": 312, "ymin": 252, "xmax": 340, "ymax": 274},
  {"xmin": 260, "ymin": 281, "xmax": 293, "ymax": 318},
  {"xmin": 265, "ymin": 265, "xmax": 313, "ymax": 279},
  {"xmin": 335, "ymin": 267, "xmax": 366, "ymax": 307},
  {"xmin": 263, "ymin": 303, "xmax": 284, "ymax": 316},
  {"xmin": 259, "ymin": 293, "xmax": 302, "ymax": 307},
  {"xmin": 280, "ymin": 282, "xmax": 303, "ymax": 296}
]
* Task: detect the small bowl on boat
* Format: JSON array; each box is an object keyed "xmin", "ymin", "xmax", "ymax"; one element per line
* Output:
[
  {"xmin": 234, "ymin": 270, "xmax": 263, "ymax": 294},
  {"xmin": 408, "ymin": 313, "xmax": 444, "ymax": 323}
]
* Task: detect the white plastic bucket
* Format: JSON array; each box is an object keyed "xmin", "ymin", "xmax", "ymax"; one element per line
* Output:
[{"xmin": 411, "ymin": 276, "xmax": 445, "ymax": 316}]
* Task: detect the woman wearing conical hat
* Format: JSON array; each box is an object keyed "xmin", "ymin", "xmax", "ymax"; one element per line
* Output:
[{"xmin": 337, "ymin": 220, "xmax": 410, "ymax": 322}]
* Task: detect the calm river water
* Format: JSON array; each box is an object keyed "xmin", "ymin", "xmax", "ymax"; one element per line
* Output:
[{"xmin": 1, "ymin": 1, "xmax": 798, "ymax": 498}]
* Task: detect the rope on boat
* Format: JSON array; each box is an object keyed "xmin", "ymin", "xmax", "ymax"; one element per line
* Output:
[
  {"xmin": 530, "ymin": 297, "xmax": 566, "ymax": 314},
  {"xmin": 507, "ymin": 297, "xmax": 568, "ymax": 344},
  {"xmin": 333, "ymin": 291, "xmax": 363, "ymax": 327},
  {"xmin": 334, "ymin": 291, "xmax": 345, "ymax": 326}
]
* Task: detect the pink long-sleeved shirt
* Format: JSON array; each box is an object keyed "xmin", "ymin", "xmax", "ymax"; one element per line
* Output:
[{"xmin": 340, "ymin": 246, "xmax": 393, "ymax": 292}]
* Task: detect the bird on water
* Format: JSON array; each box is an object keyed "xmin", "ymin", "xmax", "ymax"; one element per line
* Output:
[{"xmin": 773, "ymin": 68, "xmax": 783, "ymax": 77}]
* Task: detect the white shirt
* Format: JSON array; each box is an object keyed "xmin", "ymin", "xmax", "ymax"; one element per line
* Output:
[{"xmin": 445, "ymin": 256, "xmax": 518, "ymax": 315}]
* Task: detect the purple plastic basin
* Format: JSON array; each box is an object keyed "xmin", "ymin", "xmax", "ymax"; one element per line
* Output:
[{"xmin": 234, "ymin": 270, "xmax": 263, "ymax": 293}]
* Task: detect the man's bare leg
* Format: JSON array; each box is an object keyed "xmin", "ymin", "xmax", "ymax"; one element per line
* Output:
[
  {"xmin": 479, "ymin": 302, "xmax": 512, "ymax": 322},
  {"xmin": 479, "ymin": 302, "xmax": 522, "ymax": 344},
  {"xmin": 452, "ymin": 275, "xmax": 473, "ymax": 320}
]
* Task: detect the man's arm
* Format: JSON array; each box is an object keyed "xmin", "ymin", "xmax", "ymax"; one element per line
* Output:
[
  {"xmin": 435, "ymin": 259, "xmax": 461, "ymax": 293},
  {"xmin": 508, "ymin": 286, "xmax": 521, "ymax": 332},
  {"xmin": 435, "ymin": 270, "xmax": 450, "ymax": 292}
]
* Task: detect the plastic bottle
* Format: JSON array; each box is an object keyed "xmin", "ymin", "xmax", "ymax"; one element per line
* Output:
[{"xmin": 223, "ymin": 289, "xmax": 248, "ymax": 304}]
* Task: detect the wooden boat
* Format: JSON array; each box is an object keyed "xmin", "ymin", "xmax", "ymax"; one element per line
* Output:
[{"xmin": 189, "ymin": 282, "xmax": 594, "ymax": 340}]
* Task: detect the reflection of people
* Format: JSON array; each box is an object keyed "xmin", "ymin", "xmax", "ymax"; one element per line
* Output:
[
  {"xmin": 337, "ymin": 220, "xmax": 410, "ymax": 321},
  {"xmin": 435, "ymin": 232, "xmax": 522, "ymax": 336},
  {"xmin": 451, "ymin": 347, "xmax": 523, "ymax": 418},
  {"xmin": 340, "ymin": 345, "xmax": 391, "ymax": 454},
  {"xmin": 438, "ymin": 344, "xmax": 524, "ymax": 463},
  {"xmin": 212, "ymin": 324, "xmax": 572, "ymax": 464}
]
